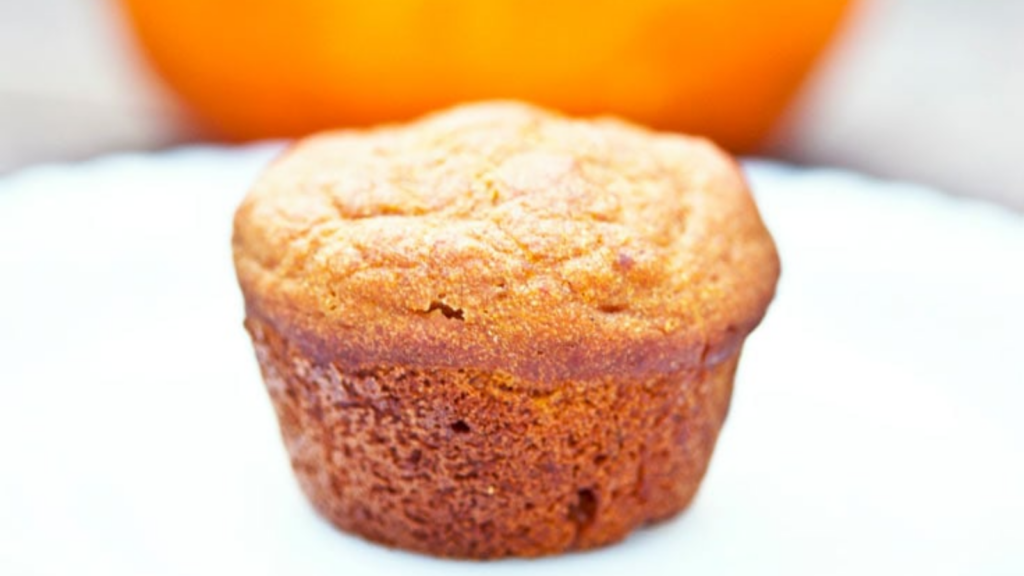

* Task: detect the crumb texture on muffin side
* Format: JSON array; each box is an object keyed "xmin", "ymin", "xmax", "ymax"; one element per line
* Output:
[{"xmin": 247, "ymin": 315, "xmax": 739, "ymax": 558}]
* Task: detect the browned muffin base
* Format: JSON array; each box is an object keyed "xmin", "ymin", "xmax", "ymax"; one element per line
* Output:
[{"xmin": 248, "ymin": 316, "xmax": 738, "ymax": 559}]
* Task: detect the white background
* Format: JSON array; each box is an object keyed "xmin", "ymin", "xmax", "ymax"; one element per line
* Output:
[{"xmin": 1, "ymin": 149, "xmax": 1021, "ymax": 574}]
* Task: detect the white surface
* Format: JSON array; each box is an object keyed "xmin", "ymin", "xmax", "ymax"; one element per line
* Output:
[{"xmin": 0, "ymin": 148, "xmax": 1022, "ymax": 575}]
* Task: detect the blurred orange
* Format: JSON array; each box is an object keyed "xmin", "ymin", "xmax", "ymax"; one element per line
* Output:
[{"xmin": 120, "ymin": 0, "xmax": 849, "ymax": 151}]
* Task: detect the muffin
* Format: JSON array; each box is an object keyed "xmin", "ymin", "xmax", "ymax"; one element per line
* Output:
[{"xmin": 232, "ymin": 102, "xmax": 779, "ymax": 558}]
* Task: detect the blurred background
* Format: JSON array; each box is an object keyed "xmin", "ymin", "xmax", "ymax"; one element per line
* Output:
[{"xmin": 0, "ymin": 0, "xmax": 1021, "ymax": 210}]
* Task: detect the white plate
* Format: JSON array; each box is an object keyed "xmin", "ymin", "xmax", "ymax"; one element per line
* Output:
[{"xmin": 1, "ymin": 146, "xmax": 1022, "ymax": 575}]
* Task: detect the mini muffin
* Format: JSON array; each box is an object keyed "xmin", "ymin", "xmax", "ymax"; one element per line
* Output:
[{"xmin": 233, "ymin": 102, "xmax": 779, "ymax": 558}]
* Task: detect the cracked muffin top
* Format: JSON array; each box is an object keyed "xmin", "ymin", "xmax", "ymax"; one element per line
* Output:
[{"xmin": 233, "ymin": 102, "xmax": 779, "ymax": 383}]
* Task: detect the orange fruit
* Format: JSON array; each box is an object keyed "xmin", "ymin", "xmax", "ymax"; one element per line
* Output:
[{"xmin": 120, "ymin": 0, "xmax": 849, "ymax": 151}]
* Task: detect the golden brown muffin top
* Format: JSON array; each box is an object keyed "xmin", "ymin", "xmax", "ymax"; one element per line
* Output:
[{"xmin": 233, "ymin": 102, "xmax": 779, "ymax": 383}]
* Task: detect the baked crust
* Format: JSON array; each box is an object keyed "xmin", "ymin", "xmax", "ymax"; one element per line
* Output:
[{"xmin": 233, "ymin": 102, "xmax": 779, "ymax": 384}]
